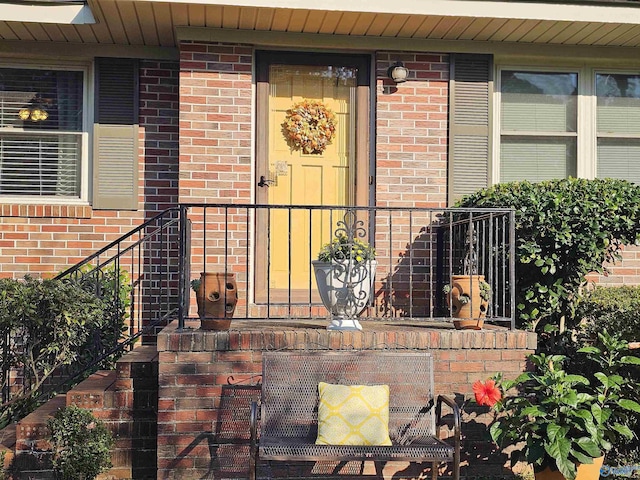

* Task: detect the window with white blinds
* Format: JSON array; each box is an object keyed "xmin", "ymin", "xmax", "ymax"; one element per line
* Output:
[
  {"xmin": 0, "ymin": 67, "xmax": 83, "ymax": 198},
  {"xmin": 500, "ymin": 71, "xmax": 578, "ymax": 183},
  {"xmin": 596, "ymin": 73, "xmax": 640, "ymax": 185}
]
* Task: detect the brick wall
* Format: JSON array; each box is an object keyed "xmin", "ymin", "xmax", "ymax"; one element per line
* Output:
[
  {"xmin": 374, "ymin": 53, "xmax": 450, "ymax": 315},
  {"xmin": 375, "ymin": 52, "xmax": 449, "ymax": 210},
  {"xmin": 178, "ymin": 42, "xmax": 253, "ymax": 315},
  {"xmin": 0, "ymin": 59, "xmax": 179, "ymax": 279},
  {"xmin": 157, "ymin": 320, "xmax": 537, "ymax": 480}
]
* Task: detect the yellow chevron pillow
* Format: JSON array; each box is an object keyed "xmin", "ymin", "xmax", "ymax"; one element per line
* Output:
[{"xmin": 316, "ymin": 382, "xmax": 392, "ymax": 446}]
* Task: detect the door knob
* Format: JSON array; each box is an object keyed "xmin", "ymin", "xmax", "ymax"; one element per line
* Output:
[{"xmin": 258, "ymin": 175, "xmax": 274, "ymax": 188}]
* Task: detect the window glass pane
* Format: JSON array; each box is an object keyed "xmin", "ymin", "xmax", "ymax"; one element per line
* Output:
[
  {"xmin": 0, "ymin": 68, "xmax": 83, "ymax": 131},
  {"xmin": 597, "ymin": 138, "xmax": 640, "ymax": 185},
  {"xmin": 501, "ymin": 71, "xmax": 578, "ymax": 133},
  {"xmin": 596, "ymin": 73, "xmax": 640, "ymax": 135},
  {"xmin": 0, "ymin": 134, "xmax": 81, "ymax": 196},
  {"xmin": 0, "ymin": 67, "xmax": 83, "ymax": 198},
  {"xmin": 500, "ymin": 136, "xmax": 577, "ymax": 183}
]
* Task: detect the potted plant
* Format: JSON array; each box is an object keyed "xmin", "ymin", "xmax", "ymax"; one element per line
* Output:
[
  {"xmin": 312, "ymin": 234, "xmax": 376, "ymax": 331},
  {"xmin": 443, "ymin": 276, "xmax": 491, "ymax": 329},
  {"xmin": 443, "ymin": 225, "xmax": 492, "ymax": 329},
  {"xmin": 474, "ymin": 331, "xmax": 640, "ymax": 480},
  {"xmin": 191, "ymin": 272, "xmax": 237, "ymax": 331},
  {"xmin": 47, "ymin": 405, "xmax": 114, "ymax": 480}
]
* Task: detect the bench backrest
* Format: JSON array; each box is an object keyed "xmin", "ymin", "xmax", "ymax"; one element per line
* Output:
[{"xmin": 260, "ymin": 351, "xmax": 435, "ymax": 443}]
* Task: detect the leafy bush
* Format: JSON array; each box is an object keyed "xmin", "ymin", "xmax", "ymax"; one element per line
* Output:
[
  {"xmin": 575, "ymin": 287, "xmax": 640, "ymax": 473},
  {"xmin": 576, "ymin": 285, "xmax": 640, "ymax": 343},
  {"xmin": 47, "ymin": 405, "xmax": 114, "ymax": 480},
  {"xmin": 0, "ymin": 276, "xmax": 105, "ymax": 426},
  {"xmin": 457, "ymin": 178, "xmax": 640, "ymax": 331},
  {"xmin": 484, "ymin": 331, "xmax": 640, "ymax": 480},
  {"xmin": 72, "ymin": 265, "xmax": 132, "ymax": 369}
]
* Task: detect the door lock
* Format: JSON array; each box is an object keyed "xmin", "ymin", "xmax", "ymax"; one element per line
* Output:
[{"xmin": 258, "ymin": 175, "xmax": 275, "ymax": 188}]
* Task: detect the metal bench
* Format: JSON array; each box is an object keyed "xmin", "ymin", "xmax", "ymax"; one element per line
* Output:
[{"xmin": 249, "ymin": 350, "xmax": 460, "ymax": 480}]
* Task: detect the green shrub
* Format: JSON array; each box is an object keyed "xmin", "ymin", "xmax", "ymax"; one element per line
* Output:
[
  {"xmin": 575, "ymin": 287, "xmax": 640, "ymax": 471},
  {"xmin": 576, "ymin": 285, "xmax": 640, "ymax": 343},
  {"xmin": 457, "ymin": 178, "xmax": 640, "ymax": 331},
  {"xmin": 72, "ymin": 264, "xmax": 132, "ymax": 369},
  {"xmin": 0, "ymin": 276, "xmax": 105, "ymax": 426},
  {"xmin": 47, "ymin": 405, "xmax": 114, "ymax": 480}
]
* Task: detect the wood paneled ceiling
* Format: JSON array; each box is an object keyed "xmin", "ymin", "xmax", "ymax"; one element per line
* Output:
[{"xmin": 3, "ymin": 0, "xmax": 640, "ymax": 48}]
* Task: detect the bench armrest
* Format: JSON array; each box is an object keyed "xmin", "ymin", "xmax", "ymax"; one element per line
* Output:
[
  {"xmin": 249, "ymin": 401, "xmax": 259, "ymax": 480},
  {"xmin": 250, "ymin": 401, "xmax": 258, "ymax": 447},
  {"xmin": 436, "ymin": 395, "xmax": 460, "ymax": 479},
  {"xmin": 435, "ymin": 395, "xmax": 460, "ymax": 438}
]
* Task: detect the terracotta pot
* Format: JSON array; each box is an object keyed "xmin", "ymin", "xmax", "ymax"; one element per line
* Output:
[
  {"xmin": 196, "ymin": 272, "xmax": 237, "ymax": 330},
  {"xmin": 534, "ymin": 457, "xmax": 604, "ymax": 480},
  {"xmin": 446, "ymin": 274, "xmax": 488, "ymax": 330}
]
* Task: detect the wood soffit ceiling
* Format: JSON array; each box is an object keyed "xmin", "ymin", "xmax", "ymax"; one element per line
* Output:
[{"xmin": 3, "ymin": 1, "xmax": 640, "ymax": 49}]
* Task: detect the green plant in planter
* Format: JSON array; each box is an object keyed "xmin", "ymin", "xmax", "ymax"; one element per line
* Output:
[
  {"xmin": 317, "ymin": 234, "xmax": 376, "ymax": 264},
  {"xmin": 47, "ymin": 405, "xmax": 114, "ymax": 480},
  {"xmin": 190, "ymin": 278, "xmax": 201, "ymax": 292},
  {"xmin": 443, "ymin": 280, "xmax": 491, "ymax": 305},
  {"xmin": 477, "ymin": 332, "xmax": 640, "ymax": 480}
]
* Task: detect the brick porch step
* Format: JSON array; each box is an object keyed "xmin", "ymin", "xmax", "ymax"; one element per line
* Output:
[
  {"xmin": 0, "ymin": 423, "xmax": 15, "ymax": 469},
  {"xmin": 67, "ymin": 370, "xmax": 117, "ymax": 409}
]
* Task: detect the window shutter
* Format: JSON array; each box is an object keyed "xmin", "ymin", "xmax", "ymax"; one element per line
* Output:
[
  {"xmin": 93, "ymin": 57, "xmax": 139, "ymax": 210},
  {"xmin": 448, "ymin": 54, "xmax": 493, "ymax": 205}
]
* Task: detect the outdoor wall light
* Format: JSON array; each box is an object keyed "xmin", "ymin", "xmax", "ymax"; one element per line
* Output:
[{"xmin": 388, "ymin": 62, "xmax": 409, "ymax": 83}]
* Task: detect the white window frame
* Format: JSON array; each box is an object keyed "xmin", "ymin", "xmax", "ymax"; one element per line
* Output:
[
  {"xmin": 0, "ymin": 60, "xmax": 91, "ymax": 205},
  {"xmin": 590, "ymin": 67, "xmax": 640, "ymax": 181},
  {"xmin": 493, "ymin": 65, "xmax": 588, "ymax": 184}
]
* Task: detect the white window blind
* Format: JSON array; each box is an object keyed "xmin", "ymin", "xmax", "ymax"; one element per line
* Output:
[
  {"xmin": 500, "ymin": 71, "xmax": 578, "ymax": 183},
  {"xmin": 0, "ymin": 67, "xmax": 83, "ymax": 198},
  {"xmin": 596, "ymin": 73, "xmax": 640, "ymax": 185}
]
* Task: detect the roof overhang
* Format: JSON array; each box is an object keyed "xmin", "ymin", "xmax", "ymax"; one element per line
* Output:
[
  {"xmin": 0, "ymin": 1, "xmax": 95, "ymax": 24},
  {"xmin": 4, "ymin": 0, "xmax": 640, "ymax": 53}
]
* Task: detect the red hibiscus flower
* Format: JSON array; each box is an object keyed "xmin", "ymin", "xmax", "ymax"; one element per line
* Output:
[{"xmin": 473, "ymin": 379, "xmax": 502, "ymax": 407}]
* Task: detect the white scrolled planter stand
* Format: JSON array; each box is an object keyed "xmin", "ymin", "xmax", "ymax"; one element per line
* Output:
[{"xmin": 312, "ymin": 260, "xmax": 377, "ymax": 331}]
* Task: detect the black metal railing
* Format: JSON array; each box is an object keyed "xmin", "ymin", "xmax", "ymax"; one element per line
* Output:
[
  {"xmin": 178, "ymin": 204, "xmax": 516, "ymax": 329},
  {"xmin": 1, "ymin": 203, "xmax": 515, "ymax": 423},
  {"xmin": 2, "ymin": 208, "xmax": 182, "ymax": 423}
]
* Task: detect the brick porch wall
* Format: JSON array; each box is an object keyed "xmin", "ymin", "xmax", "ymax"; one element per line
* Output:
[
  {"xmin": 157, "ymin": 320, "xmax": 537, "ymax": 480},
  {"xmin": 0, "ymin": 59, "xmax": 179, "ymax": 279}
]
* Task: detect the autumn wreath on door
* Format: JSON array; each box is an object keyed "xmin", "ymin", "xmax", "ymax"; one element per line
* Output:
[{"xmin": 282, "ymin": 99, "xmax": 337, "ymax": 154}]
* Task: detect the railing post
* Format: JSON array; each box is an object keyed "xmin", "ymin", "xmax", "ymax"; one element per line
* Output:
[
  {"xmin": 509, "ymin": 208, "xmax": 516, "ymax": 330},
  {"xmin": 178, "ymin": 205, "xmax": 188, "ymax": 330}
]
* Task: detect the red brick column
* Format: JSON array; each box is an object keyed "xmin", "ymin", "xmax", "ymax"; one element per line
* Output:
[
  {"xmin": 375, "ymin": 52, "xmax": 449, "ymax": 210},
  {"xmin": 178, "ymin": 42, "xmax": 253, "ymax": 316}
]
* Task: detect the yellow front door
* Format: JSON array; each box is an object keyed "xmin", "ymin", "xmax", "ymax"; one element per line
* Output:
[
  {"xmin": 256, "ymin": 53, "xmax": 370, "ymax": 297},
  {"xmin": 268, "ymin": 64, "xmax": 354, "ymax": 289}
]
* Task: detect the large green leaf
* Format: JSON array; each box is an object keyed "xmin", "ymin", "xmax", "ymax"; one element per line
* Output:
[
  {"xmin": 591, "ymin": 404, "xmax": 604, "ymax": 424},
  {"xmin": 489, "ymin": 422, "xmax": 504, "ymax": 443},
  {"xmin": 618, "ymin": 399, "xmax": 640, "ymax": 413},
  {"xmin": 574, "ymin": 437, "xmax": 601, "ymax": 458},
  {"xmin": 621, "ymin": 355, "xmax": 640, "ymax": 365},
  {"xmin": 612, "ymin": 423, "xmax": 634, "ymax": 440},
  {"xmin": 564, "ymin": 374, "xmax": 589, "ymax": 385},
  {"xmin": 594, "ymin": 372, "xmax": 608, "ymax": 387},
  {"xmin": 570, "ymin": 449, "xmax": 594, "ymax": 465},
  {"xmin": 545, "ymin": 436, "xmax": 571, "ymax": 465}
]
